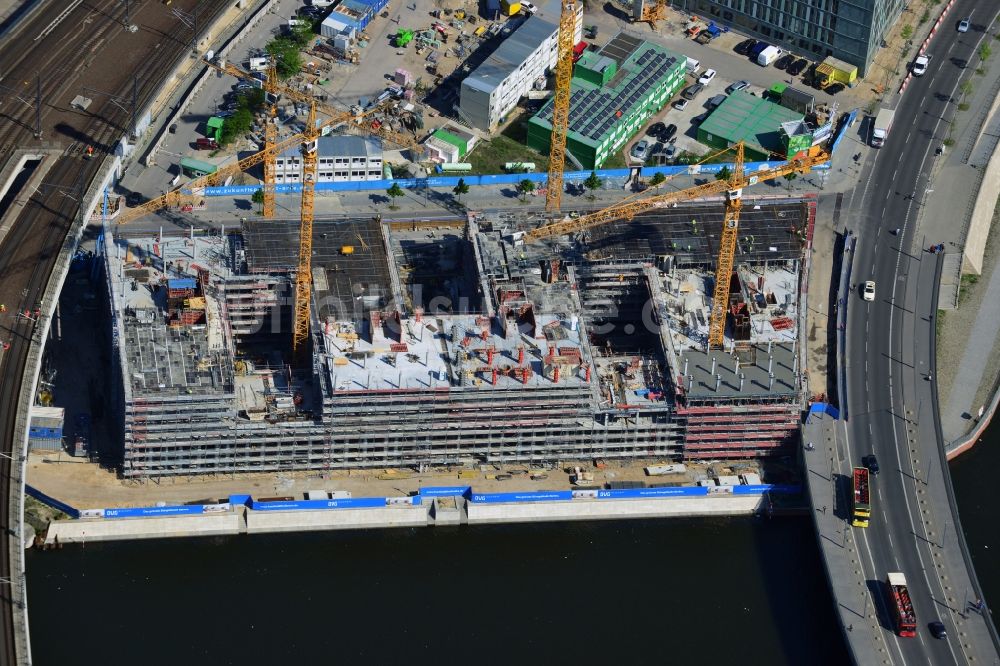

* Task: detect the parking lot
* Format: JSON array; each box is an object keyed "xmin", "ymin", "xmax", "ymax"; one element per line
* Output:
[{"xmin": 577, "ymin": 4, "xmax": 870, "ymax": 166}]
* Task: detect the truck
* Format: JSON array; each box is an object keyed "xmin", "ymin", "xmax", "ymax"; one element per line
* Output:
[
  {"xmin": 886, "ymin": 572, "xmax": 917, "ymax": 637},
  {"xmin": 813, "ymin": 55, "xmax": 858, "ymax": 88},
  {"xmin": 757, "ymin": 45, "xmax": 783, "ymax": 66},
  {"xmin": 851, "ymin": 466, "xmax": 871, "ymax": 527},
  {"xmin": 871, "ymin": 108, "xmax": 895, "ymax": 148}
]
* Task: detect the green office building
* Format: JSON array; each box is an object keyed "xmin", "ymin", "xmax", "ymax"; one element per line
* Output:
[
  {"xmin": 527, "ymin": 33, "xmax": 686, "ymax": 170},
  {"xmin": 696, "ymin": 91, "xmax": 804, "ymax": 161}
]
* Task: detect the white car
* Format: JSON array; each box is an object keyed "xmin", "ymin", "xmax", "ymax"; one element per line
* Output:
[
  {"xmin": 672, "ymin": 98, "xmax": 689, "ymax": 111},
  {"xmin": 863, "ymin": 281, "xmax": 876, "ymax": 302},
  {"xmin": 698, "ymin": 68, "xmax": 717, "ymax": 85},
  {"xmin": 912, "ymin": 54, "xmax": 929, "ymax": 76},
  {"xmin": 521, "ymin": 1, "xmax": 537, "ymax": 13},
  {"xmin": 957, "ymin": 17, "xmax": 970, "ymax": 33}
]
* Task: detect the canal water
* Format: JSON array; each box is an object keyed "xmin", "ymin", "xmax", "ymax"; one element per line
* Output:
[
  {"xmin": 25, "ymin": 417, "xmax": 1000, "ymax": 665},
  {"xmin": 26, "ymin": 515, "xmax": 850, "ymax": 664}
]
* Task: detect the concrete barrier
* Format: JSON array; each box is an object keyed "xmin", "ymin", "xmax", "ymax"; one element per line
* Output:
[
  {"xmin": 245, "ymin": 505, "xmax": 429, "ymax": 533},
  {"xmin": 44, "ymin": 513, "xmax": 241, "ymax": 544},
  {"xmin": 466, "ymin": 495, "xmax": 762, "ymax": 524}
]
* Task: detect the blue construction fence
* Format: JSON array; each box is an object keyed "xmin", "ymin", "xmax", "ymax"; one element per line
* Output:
[
  {"xmin": 26, "ymin": 485, "xmax": 80, "ymax": 519},
  {"xmin": 77, "ymin": 483, "xmax": 800, "ymax": 519},
  {"xmin": 200, "ymin": 160, "xmax": 832, "ymax": 198}
]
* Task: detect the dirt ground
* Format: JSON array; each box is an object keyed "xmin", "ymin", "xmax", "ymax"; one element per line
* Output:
[{"xmin": 25, "ymin": 451, "xmax": 762, "ymax": 508}]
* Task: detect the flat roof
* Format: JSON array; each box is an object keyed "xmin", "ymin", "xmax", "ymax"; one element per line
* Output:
[
  {"xmin": 279, "ymin": 135, "xmax": 381, "ymax": 160},
  {"xmin": 531, "ymin": 33, "xmax": 683, "ymax": 147},
  {"xmin": 699, "ymin": 91, "xmax": 803, "ymax": 155},
  {"xmin": 463, "ymin": 15, "xmax": 557, "ymax": 94},
  {"xmin": 241, "ymin": 218, "xmax": 393, "ymax": 320}
]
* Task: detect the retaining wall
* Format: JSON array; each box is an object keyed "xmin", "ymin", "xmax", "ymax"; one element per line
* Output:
[
  {"xmin": 45, "ymin": 513, "xmax": 241, "ymax": 543},
  {"xmin": 466, "ymin": 495, "xmax": 762, "ymax": 524},
  {"xmin": 246, "ymin": 505, "xmax": 429, "ymax": 533}
]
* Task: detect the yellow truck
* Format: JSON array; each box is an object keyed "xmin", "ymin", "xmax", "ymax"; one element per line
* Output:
[
  {"xmin": 814, "ymin": 56, "xmax": 857, "ymax": 89},
  {"xmin": 499, "ymin": 0, "xmax": 521, "ymax": 16}
]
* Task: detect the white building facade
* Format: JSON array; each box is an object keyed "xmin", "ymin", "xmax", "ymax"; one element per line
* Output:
[
  {"xmin": 274, "ymin": 135, "xmax": 384, "ymax": 183},
  {"xmin": 458, "ymin": 6, "xmax": 582, "ymax": 132}
]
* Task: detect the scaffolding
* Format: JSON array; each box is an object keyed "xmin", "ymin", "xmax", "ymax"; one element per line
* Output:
[{"xmin": 105, "ymin": 201, "xmax": 813, "ymax": 480}]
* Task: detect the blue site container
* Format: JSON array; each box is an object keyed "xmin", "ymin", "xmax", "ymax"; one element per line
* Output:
[{"xmin": 29, "ymin": 426, "xmax": 63, "ymax": 439}]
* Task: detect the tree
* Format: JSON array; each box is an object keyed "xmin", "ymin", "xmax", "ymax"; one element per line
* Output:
[
  {"xmin": 649, "ymin": 172, "xmax": 666, "ymax": 189},
  {"xmin": 980, "ymin": 43, "xmax": 993, "ymax": 62},
  {"xmin": 714, "ymin": 166, "xmax": 732, "ymax": 182},
  {"xmin": 452, "ymin": 177, "xmax": 469, "ymax": 203},
  {"xmin": 583, "ymin": 171, "xmax": 602, "ymax": 200},
  {"xmin": 218, "ymin": 108, "xmax": 253, "ymax": 146},
  {"xmin": 252, "ymin": 189, "xmax": 265, "ymax": 214},
  {"xmin": 783, "ymin": 172, "xmax": 798, "ymax": 190},
  {"xmin": 516, "ymin": 179, "xmax": 535, "ymax": 201},
  {"xmin": 386, "ymin": 182, "xmax": 404, "ymax": 209},
  {"xmin": 266, "ymin": 38, "xmax": 302, "ymax": 80},
  {"xmin": 901, "ymin": 24, "xmax": 914, "ymax": 41}
]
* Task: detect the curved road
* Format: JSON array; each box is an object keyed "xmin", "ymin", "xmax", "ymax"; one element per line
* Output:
[
  {"xmin": 844, "ymin": 1, "xmax": 1000, "ymax": 662},
  {"xmin": 0, "ymin": 1, "xmax": 232, "ymax": 662}
]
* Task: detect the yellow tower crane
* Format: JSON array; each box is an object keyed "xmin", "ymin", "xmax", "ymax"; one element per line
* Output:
[
  {"xmin": 526, "ymin": 142, "xmax": 830, "ymax": 349},
  {"xmin": 544, "ymin": 0, "xmax": 577, "ymax": 213},
  {"xmin": 292, "ymin": 101, "xmax": 320, "ymax": 357}
]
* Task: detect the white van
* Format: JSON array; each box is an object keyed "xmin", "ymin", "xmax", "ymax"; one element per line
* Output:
[
  {"xmin": 757, "ymin": 45, "xmax": 783, "ymax": 66},
  {"xmin": 685, "ymin": 57, "xmax": 701, "ymax": 75}
]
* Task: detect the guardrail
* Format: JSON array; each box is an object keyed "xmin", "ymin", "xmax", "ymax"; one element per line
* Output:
[{"xmin": 835, "ymin": 230, "xmax": 856, "ymax": 419}]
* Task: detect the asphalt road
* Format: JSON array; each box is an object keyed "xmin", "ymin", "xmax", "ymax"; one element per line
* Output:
[
  {"xmin": 843, "ymin": 1, "xmax": 1000, "ymax": 662},
  {"xmin": 0, "ymin": 1, "xmax": 233, "ymax": 662}
]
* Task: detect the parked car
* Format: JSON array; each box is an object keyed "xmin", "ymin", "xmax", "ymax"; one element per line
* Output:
[
  {"xmin": 774, "ymin": 54, "xmax": 795, "ymax": 70},
  {"xmin": 630, "ymin": 140, "xmax": 649, "ymax": 160},
  {"xmin": 826, "ymin": 82, "xmax": 846, "ymax": 95},
  {"xmin": 707, "ymin": 94, "xmax": 727, "ymax": 109},
  {"xmin": 662, "ymin": 123, "xmax": 677, "ymax": 140},
  {"xmin": 672, "ymin": 98, "xmax": 689, "ymax": 111},
  {"xmin": 664, "ymin": 144, "xmax": 677, "ymax": 160},
  {"xmin": 788, "ymin": 58, "xmax": 809, "ymax": 76},
  {"xmin": 726, "ymin": 80, "xmax": 750, "ymax": 94},
  {"xmin": 521, "ymin": 1, "xmax": 537, "ymax": 14},
  {"xmin": 692, "ymin": 111, "xmax": 709, "ymax": 125},
  {"xmin": 650, "ymin": 142, "xmax": 663, "ymax": 157},
  {"xmin": 957, "ymin": 17, "xmax": 970, "ymax": 32},
  {"xmin": 649, "ymin": 121, "xmax": 667, "ymax": 137},
  {"xmin": 235, "ymin": 81, "xmax": 253, "ymax": 90},
  {"xmin": 682, "ymin": 83, "xmax": 704, "ymax": 99},
  {"xmin": 734, "ymin": 38, "xmax": 757, "ymax": 55},
  {"xmin": 698, "ymin": 68, "xmax": 717, "ymax": 84},
  {"xmin": 168, "ymin": 123, "xmax": 177, "ymax": 134}
]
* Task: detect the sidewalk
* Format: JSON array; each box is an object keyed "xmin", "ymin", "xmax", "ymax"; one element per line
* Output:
[{"xmin": 917, "ymin": 13, "xmax": 1000, "ymax": 446}]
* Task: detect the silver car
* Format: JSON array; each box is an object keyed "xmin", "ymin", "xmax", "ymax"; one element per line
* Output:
[{"xmin": 631, "ymin": 140, "xmax": 649, "ymax": 161}]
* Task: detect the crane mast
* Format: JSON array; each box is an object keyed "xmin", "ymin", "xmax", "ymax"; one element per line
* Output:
[
  {"xmin": 293, "ymin": 102, "xmax": 319, "ymax": 357},
  {"xmin": 707, "ymin": 143, "xmax": 744, "ymax": 349},
  {"xmin": 545, "ymin": 1, "xmax": 576, "ymax": 213}
]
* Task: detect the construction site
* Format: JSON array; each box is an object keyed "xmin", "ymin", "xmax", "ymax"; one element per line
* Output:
[{"xmin": 104, "ymin": 194, "xmax": 815, "ymax": 480}]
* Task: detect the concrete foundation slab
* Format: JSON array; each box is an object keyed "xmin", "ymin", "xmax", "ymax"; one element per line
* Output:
[{"xmin": 45, "ymin": 513, "xmax": 241, "ymax": 544}]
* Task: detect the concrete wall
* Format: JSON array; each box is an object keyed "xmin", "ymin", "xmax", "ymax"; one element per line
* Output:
[
  {"xmin": 45, "ymin": 513, "xmax": 241, "ymax": 543},
  {"xmin": 466, "ymin": 495, "xmax": 762, "ymax": 523},
  {"xmin": 246, "ymin": 506, "xmax": 429, "ymax": 533},
  {"xmin": 963, "ymin": 135, "xmax": 1000, "ymax": 275}
]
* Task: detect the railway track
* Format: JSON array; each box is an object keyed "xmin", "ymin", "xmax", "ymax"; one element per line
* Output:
[{"xmin": 0, "ymin": 1, "xmax": 233, "ymax": 662}]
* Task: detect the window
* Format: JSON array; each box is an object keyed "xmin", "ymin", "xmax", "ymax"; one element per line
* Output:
[{"xmin": 368, "ymin": 170, "xmax": 381, "ymax": 177}]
